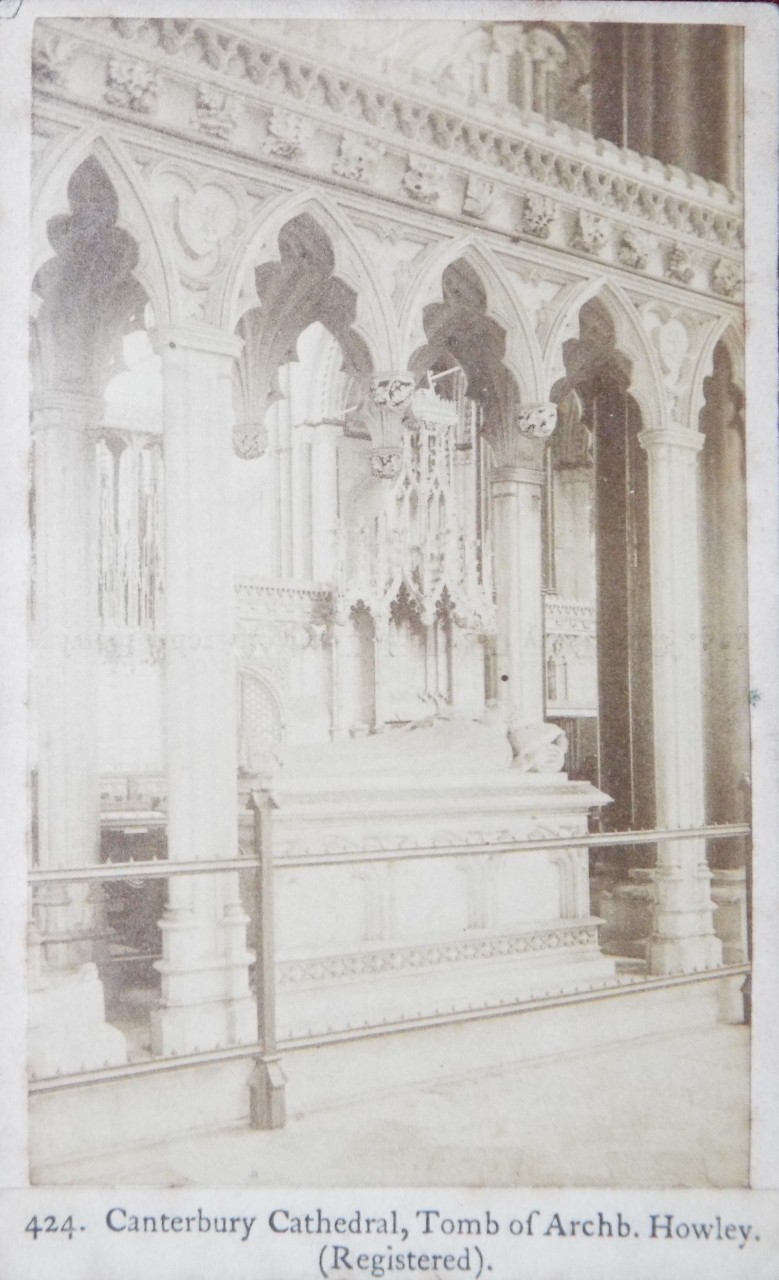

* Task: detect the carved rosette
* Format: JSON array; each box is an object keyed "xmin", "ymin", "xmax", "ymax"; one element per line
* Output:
[
  {"xmin": 332, "ymin": 134, "xmax": 385, "ymax": 183},
  {"xmin": 370, "ymin": 447, "xmax": 403, "ymax": 481},
  {"xmin": 403, "ymin": 157, "xmax": 444, "ymax": 205},
  {"xmin": 711, "ymin": 257, "xmax": 742, "ymax": 298},
  {"xmin": 516, "ymin": 403, "xmax": 558, "ymax": 440},
  {"xmin": 262, "ymin": 107, "xmax": 314, "ymax": 159},
  {"xmin": 193, "ymin": 83, "xmax": 240, "ymax": 140},
  {"xmin": 233, "ymin": 425, "xmax": 268, "ymax": 460},
  {"xmin": 618, "ymin": 227, "xmax": 652, "ymax": 270},
  {"xmin": 522, "ymin": 194, "xmax": 556, "ymax": 239},
  {"xmin": 105, "ymin": 57, "xmax": 158, "ymax": 114},
  {"xmin": 462, "ymin": 175, "xmax": 495, "ymax": 219},
  {"xmin": 571, "ymin": 210, "xmax": 609, "ymax": 256},
  {"xmin": 665, "ymin": 243, "xmax": 695, "ymax": 285},
  {"xmin": 32, "ymin": 30, "xmax": 76, "ymax": 86}
]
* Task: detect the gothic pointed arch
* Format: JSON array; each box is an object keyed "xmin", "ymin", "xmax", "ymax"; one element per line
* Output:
[
  {"xmin": 32, "ymin": 127, "xmax": 179, "ymax": 327},
  {"xmin": 689, "ymin": 315, "xmax": 745, "ymax": 425},
  {"xmin": 399, "ymin": 236, "xmax": 543, "ymax": 403},
  {"xmin": 217, "ymin": 189, "xmax": 397, "ymax": 372},
  {"xmin": 543, "ymin": 276, "xmax": 666, "ymax": 430}
]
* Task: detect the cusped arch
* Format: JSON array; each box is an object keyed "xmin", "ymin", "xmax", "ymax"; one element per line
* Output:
[
  {"xmin": 689, "ymin": 315, "xmax": 745, "ymax": 426},
  {"xmin": 32, "ymin": 126, "xmax": 179, "ymax": 325},
  {"xmin": 217, "ymin": 189, "xmax": 397, "ymax": 371},
  {"xmin": 398, "ymin": 236, "xmax": 544, "ymax": 402},
  {"xmin": 543, "ymin": 276, "xmax": 667, "ymax": 430}
]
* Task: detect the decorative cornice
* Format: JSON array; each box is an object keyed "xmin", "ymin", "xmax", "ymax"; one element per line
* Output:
[{"xmin": 33, "ymin": 18, "xmax": 743, "ymax": 302}]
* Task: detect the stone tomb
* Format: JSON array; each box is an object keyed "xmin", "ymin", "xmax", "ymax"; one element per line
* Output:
[{"xmin": 247, "ymin": 716, "xmax": 615, "ymax": 1041}]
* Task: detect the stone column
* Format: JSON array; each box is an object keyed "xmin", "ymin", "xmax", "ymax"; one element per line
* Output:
[
  {"xmin": 151, "ymin": 325, "xmax": 256, "ymax": 1055},
  {"xmin": 488, "ymin": 403, "xmax": 557, "ymax": 724},
  {"xmin": 639, "ymin": 425, "xmax": 722, "ymax": 974},
  {"xmin": 29, "ymin": 390, "xmax": 127, "ymax": 1074}
]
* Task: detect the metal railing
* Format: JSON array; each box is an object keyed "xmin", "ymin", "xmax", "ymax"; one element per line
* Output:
[{"xmin": 28, "ymin": 800, "xmax": 751, "ymax": 1129}]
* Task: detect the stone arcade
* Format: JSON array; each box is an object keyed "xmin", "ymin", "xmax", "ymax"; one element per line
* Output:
[{"xmin": 27, "ymin": 16, "xmax": 750, "ymax": 1164}]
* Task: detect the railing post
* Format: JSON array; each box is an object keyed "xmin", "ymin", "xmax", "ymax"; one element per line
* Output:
[{"xmin": 248, "ymin": 787, "xmax": 286, "ymax": 1129}]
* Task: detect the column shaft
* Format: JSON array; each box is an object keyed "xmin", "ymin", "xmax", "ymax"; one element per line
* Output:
[
  {"xmin": 490, "ymin": 465, "xmax": 545, "ymax": 724},
  {"xmin": 640, "ymin": 426, "xmax": 722, "ymax": 973},
  {"xmin": 152, "ymin": 326, "xmax": 256, "ymax": 1054}
]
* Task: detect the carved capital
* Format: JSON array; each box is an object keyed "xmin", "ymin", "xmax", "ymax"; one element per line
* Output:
[
  {"xmin": 369, "ymin": 372, "xmax": 416, "ymax": 413},
  {"xmin": 516, "ymin": 402, "xmax": 558, "ymax": 440},
  {"xmin": 233, "ymin": 424, "xmax": 268, "ymax": 460},
  {"xmin": 370, "ymin": 446, "xmax": 403, "ymax": 481}
]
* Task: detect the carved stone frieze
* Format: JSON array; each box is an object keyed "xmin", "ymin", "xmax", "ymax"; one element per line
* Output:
[
  {"xmin": 403, "ymin": 157, "xmax": 444, "ymax": 205},
  {"xmin": 332, "ymin": 134, "xmax": 385, "ymax": 183},
  {"xmin": 462, "ymin": 174, "xmax": 495, "ymax": 219},
  {"xmin": 193, "ymin": 82, "xmax": 240, "ymax": 140},
  {"xmin": 521, "ymin": 193, "xmax": 556, "ymax": 239},
  {"xmin": 262, "ymin": 106, "xmax": 314, "ymax": 159},
  {"xmin": 571, "ymin": 210, "xmax": 609, "ymax": 256},
  {"xmin": 104, "ymin": 56, "xmax": 158, "ymax": 114},
  {"xmin": 277, "ymin": 922, "xmax": 601, "ymax": 987},
  {"xmin": 37, "ymin": 18, "xmax": 744, "ymax": 298}
]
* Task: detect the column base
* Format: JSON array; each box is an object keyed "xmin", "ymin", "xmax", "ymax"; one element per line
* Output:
[
  {"xmin": 28, "ymin": 962, "xmax": 127, "ymax": 1079},
  {"xmin": 150, "ymin": 993, "xmax": 258, "ymax": 1058},
  {"xmin": 249, "ymin": 1057, "xmax": 287, "ymax": 1129},
  {"xmin": 647, "ymin": 932, "xmax": 723, "ymax": 976}
]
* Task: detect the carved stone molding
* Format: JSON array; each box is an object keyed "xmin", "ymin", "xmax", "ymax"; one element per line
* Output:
[
  {"xmin": 332, "ymin": 134, "xmax": 385, "ymax": 183},
  {"xmin": 516, "ymin": 402, "xmax": 558, "ymax": 439},
  {"xmin": 104, "ymin": 56, "xmax": 158, "ymax": 114},
  {"xmin": 277, "ymin": 922, "xmax": 601, "ymax": 987}
]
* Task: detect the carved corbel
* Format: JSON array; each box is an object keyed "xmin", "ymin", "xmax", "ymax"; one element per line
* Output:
[{"xmin": 367, "ymin": 371, "xmax": 416, "ymax": 479}]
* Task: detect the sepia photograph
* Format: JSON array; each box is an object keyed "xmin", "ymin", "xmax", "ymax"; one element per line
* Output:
[{"xmin": 2, "ymin": 1, "xmax": 778, "ymax": 1274}]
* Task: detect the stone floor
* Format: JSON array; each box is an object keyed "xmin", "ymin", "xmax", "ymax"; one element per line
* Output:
[{"xmin": 37, "ymin": 1023, "xmax": 750, "ymax": 1188}]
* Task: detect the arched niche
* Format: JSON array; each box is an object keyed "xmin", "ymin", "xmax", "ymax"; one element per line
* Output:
[
  {"xmin": 549, "ymin": 297, "xmax": 655, "ymax": 850},
  {"xmin": 699, "ymin": 337, "xmax": 750, "ymax": 870},
  {"xmin": 32, "ymin": 155, "xmax": 152, "ymax": 398},
  {"xmin": 32, "ymin": 129, "xmax": 178, "ymax": 330},
  {"xmin": 219, "ymin": 190, "xmax": 396, "ymax": 370}
]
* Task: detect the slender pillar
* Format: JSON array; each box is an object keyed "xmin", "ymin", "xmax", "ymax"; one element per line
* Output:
[
  {"xmin": 311, "ymin": 422, "xmax": 341, "ymax": 581},
  {"xmin": 488, "ymin": 403, "xmax": 557, "ymax": 725},
  {"xmin": 29, "ymin": 390, "xmax": 127, "ymax": 1073},
  {"xmin": 151, "ymin": 325, "xmax": 256, "ymax": 1055},
  {"xmin": 639, "ymin": 425, "xmax": 722, "ymax": 974}
]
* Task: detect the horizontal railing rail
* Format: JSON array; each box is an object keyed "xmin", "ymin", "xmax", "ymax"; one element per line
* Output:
[{"xmin": 28, "ymin": 822, "xmax": 751, "ymax": 883}]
